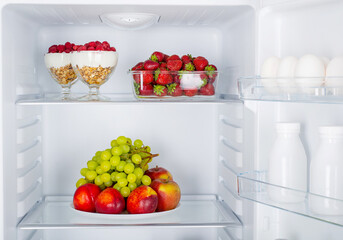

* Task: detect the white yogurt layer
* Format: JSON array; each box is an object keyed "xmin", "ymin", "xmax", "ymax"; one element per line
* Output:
[
  {"xmin": 44, "ymin": 53, "xmax": 72, "ymax": 68},
  {"xmin": 71, "ymin": 51, "xmax": 118, "ymax": 68}
]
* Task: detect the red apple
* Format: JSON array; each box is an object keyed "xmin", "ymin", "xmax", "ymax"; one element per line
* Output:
[
  {"xmin": 127, "ymin": 186, "xmax": 158, "ymax": 214},
  {"xmin": 150, "ymin": 179, "xmax": 181, "ymax": 212},
  {"xmin": 145, "ymin": 166, "xmax": 173, "ymax": 181},
  {"xmin": 95, "ymin": 188, "xmax": 125, "ymax": 214},
  {"xmin": 73, "ymin": 183, "xmax": 101, "ymax": 212}
]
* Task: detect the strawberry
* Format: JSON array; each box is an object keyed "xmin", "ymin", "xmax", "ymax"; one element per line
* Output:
[
  {"xmin": 155, "ymin": 69, "xmax": 173, "ymax": 85},
  {"xmin": 160, "ymin": 62, "xmax": 168, "ymax": 70},
  {"xmin": 167, "ymin": 55, "xmax": 181, "ymax": 61},
  {"xmin": 167, "ymin": 83, "xmax": 183, "ymax": 96},
  {"xmin": 183, "ymin": 62, "xmax": 195, "ymax": 71},
  {"xmin": 163, "ymin": 54, "xmax": 170, "ymax": 62},
  {"xmin": 204, "ymin": 64, "xmax": 218, "ymax": 83},
  {"xmin": 57, "ymin": 44, "xmax": 65, "ymax": 53},
  {"xmin": 133, "ymin": 70, "xmax": 154, "ymax": 85},
  {"xmin": 193, "ymin": 56, "xmax": 209, "ymax": 71},
  {"xmin": 181, "ymin": 54, "xmax": 193, "ymax": 64},
  {"xmin": 184, "ymin": 89, "xmax": 198, "ymax": 97},
  {"xmin": 154, "ymin": 85, "xmax": 167, "ymax": 96},
  {"xmin": 132, "ymin": 62, "xmax": 144, "ymax": 71},
  {"xmin": 199, "ymin": 83, "xmax": 215, "ymax": 96},
  {"xmin": 139, "ymin": 84, "xmax": 154, "ymax": 96},
  {"xmin": 48, "ymin": 45, "xmax": 57, "ymax": 53},
  {"xmin": 144, "ymin": 60, "xmax": 159, "ymax": 70},
  {"xmin": 151, "ymin": 51, "xmax": 164, "ymax": 62},
  {"xmin": 167, "ymin": 60, "xmax": 183, "ymax": 71}
]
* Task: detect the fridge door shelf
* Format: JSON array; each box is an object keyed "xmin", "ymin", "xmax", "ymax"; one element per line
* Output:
[
  {"xmin": 237, "ymin": 171, "xmax": 343, "ymax": 227},
  {"xmin": 18, "ymin": 195, "xmax": 242, "ymax": 230},
  {"xmin": 238, "ymin": 76, "xmax": 343, "ymax": 104}
]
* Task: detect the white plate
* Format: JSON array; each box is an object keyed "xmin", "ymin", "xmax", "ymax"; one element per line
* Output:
[{"xmin": 70, "ymin": 203, "xmax": 181, "ymax": 219}]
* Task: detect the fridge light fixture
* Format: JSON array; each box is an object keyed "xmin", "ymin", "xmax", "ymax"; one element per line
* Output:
[{"xmin": 100, "ymin": 13, "xmax": 160, "ymax": 30}]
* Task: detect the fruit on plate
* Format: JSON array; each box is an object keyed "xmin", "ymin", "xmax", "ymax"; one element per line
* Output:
[
  {"xmin": 95, "ymin": 188, "xmax": 125, "ymax": 214},
  {"xmin": 130, "ymin": 52, "xmax": 218, "ymax": 97},
  {"xmin": 73, "ymin": 183, "xmax": 101, "ymax": 212},
  {"xmin": 150, "ymin": 178, "xmax": 181, "ymax": 211},
  {"xmin": 127, "ymin": 185, "xmax": 158, "ymax": 214},
  {"xmin": 75, "ymin": 136, "xmax": 159, "ymax": 199},
  {"xmin": 145, "ymin": 166, "xmax": 173, "ymax": 181}
]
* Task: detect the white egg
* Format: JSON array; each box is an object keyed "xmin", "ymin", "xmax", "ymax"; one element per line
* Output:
[
  {"xmin": 277, "ymin": 56, "xmax": 298, "ymax": 93},
  {"xmin": 295, "ymin": 54, "xmax": 325, "ymax": 94},
  {"xmin": 325, "ymin": 56, "xmax": 343, "ymax": 90},
  {"xmin": 261, "ymin": 56, "xmax": 280, "ymax": 93}
]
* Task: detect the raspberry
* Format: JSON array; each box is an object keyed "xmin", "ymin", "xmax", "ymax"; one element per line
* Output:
[
  {"xmin": 88, "ymin": 46, "xmax": 95, "ymax": 50},
  {"xmin": 64, "ymin": 49, "xmax": 71, "ymax": 53},
  {"xmin": 96, "ymin": 45, "xmax": 104, "ymax": 51},
  {"xmin": 102, "ymin": 41, "xmax": 110, "ymax": 49},
  {"xmin": 57, "ymin": 45, "xmax": 65, "ymax": 53},
  {"xmin": 110, "ymin": 47, "xmax": 116, "ymax": 52},
  {"xmin": 64, "ymin": 42, "xmax": 72, "ymax": 49},
  {"xmin": 78, "ymin": 45, "xmax": 87, "ymax": 51},
  {"xmin": 88, "ymin": 41, "xmax": 96, "ymax": 48},
  {"xmin": 48, "ymin": 45, "xmax": 57, "ymax": 53}
]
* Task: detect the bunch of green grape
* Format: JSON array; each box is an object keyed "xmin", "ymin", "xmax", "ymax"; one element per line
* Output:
[{"xmin": 75, "ymin": 136, "xmax": 158, "ymax": 198}]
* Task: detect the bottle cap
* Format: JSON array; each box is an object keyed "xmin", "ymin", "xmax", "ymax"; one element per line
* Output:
[
  {"xmin": 276, "ymin": 122, "xmax": 300, "ymax": 133},
  {"xmin": 319, "ymin": 126, "xmax": 343, "ymax": 135}
]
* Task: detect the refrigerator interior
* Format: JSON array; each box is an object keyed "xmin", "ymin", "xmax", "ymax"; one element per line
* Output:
[{"xmin": 2, "ymin": 0, "xmax": 343, "ymax": 240}]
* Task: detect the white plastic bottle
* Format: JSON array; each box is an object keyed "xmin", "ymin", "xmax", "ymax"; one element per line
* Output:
[
  {"xmin": 268, "ymin": 123, "xmax": 307, "ymax": 203},
  {"xmin": 309, "ymin": 126, "xmax": 343, "ymax": 215}
]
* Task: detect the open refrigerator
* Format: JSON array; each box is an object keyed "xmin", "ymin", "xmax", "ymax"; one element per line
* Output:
[{"xmin": 2, "ymin": 0, "xmax": 343, "ymax": 239}]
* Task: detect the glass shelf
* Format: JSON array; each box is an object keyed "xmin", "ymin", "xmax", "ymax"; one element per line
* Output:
[
  {"xmin": 18, "ymin": 195, "xmax": 242, "ymax": 230},
  {"xmin": 237, "ymin": 171, "xmax": 343, "ymax": 227},
  {"xmin": 16, "ymin": 93, "xmax": 238, "ymax": 105},
  {"xmin": 238, "ymin": 76, "xmax": 343, "ymax": 104}
]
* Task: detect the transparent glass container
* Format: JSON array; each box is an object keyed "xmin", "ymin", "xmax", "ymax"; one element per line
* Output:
[
  {"xmin": 44, "ymin": 53, "xmax": 78, "ymax": 100},
  {"xmin": 72, "ymin": 51, "xmax": 118, "ymax": 101},
  {"xmin": 129, "ymin": 70, "xmax": 218, "ymax": 100}
]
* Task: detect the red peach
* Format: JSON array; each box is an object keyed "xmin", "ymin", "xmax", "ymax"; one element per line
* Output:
[
  {"xmin": 73, "ymin": 183, "xmax": 101, "ymax": 212},
  {"xmin": 127, "ymin": 186, "xmax": 158, "ymax": 214},
  {"xmin": 95, "ymin": 188, "xmax": 125, "ymax": 214},
  {"xmin": 150, "ymin": 179, "xmax": 181, "ymax": 212}
]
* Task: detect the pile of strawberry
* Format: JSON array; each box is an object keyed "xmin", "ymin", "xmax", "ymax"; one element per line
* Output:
[
  {"xmin": 131, "ymin": 51, "xmax": 217, "ymax": 97},
  {"xmin": 48, "ymin": 41, "xmax": 116, "ymax": 53}
]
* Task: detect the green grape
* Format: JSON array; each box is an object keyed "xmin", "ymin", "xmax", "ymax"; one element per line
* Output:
[
  {"xmin": 126, "ymin": 159, "xmax": 133, "ymax": 163},
  {"xmin": 120, "ymin": 144, "xmax": 130, "ymax": 153},
  {"xmin": 127, "ymin": 138, "xmax": 132, "ymax": 145},
  {"xmin": 113, "ymin": 183, "xmax": 121, "ymax": 191},
  {"xmin": 80, "ymin": 168, "xmax": 88, "ymax": 177},
  {"xmin": 95, "ymin": 156, "xmax": 102, "ymax": 164},
  {"xmin": 105, "ymin": 148, "xmax": 112, "ymax": 154},
  {"xmin": 101, "ymin": 151, "xmax": 111, "ymax": 161},
  {"xmin": 111, "ymin": 146, "xmax": 123, "ymax": 156},
  {"xmin": 134, "ymin": 139, "xmax": 143, "ymax": 148},
  {"xmin": 127, "ymin": 173, "xmax": 137, "ymax": 183},
  {"xmin": 117, "ymin": 178, "xmax": 128, "ymax": 187},
  {"xmin": 87, "ymin": 160, "xmax": 98, "ymax": 170},
  {"xmin": 116, "ymin": 161, "xmax": 126, "ymax": 172},
  {"xmin": 92, "ymin": 156, "xmax": 97, "ymax": 161},
  {"xmin": 76, "ymin": 178, "xmax": 87, "ymax": 188},
  {"xmin": 124, "ymin": 163, "xmax": 135, "ymax": 174},
  {"xmin": 110, "ymin": 156, "xmax": 120, "ymax": 167},
  {"xmin": 131, "ymin": 154, "xmax": 142, "ymax": 164},
  {"xmin": 134, "ymin": 168, "xmax": 144, "ymax": 179},
  {"xmin": 111, "ymin": 139, "xmax": 119, "ymax": 147},
  {"xmin": 128, "ymin": 182, "xmax": 137, "ymax": 191},
  {"xmin": 95, "ymin": 151, "xmax": 102, "ymax": 157},
  {"xmin": 115, "ymin": 172, "xmax": 127, "ymax": 182},
  {"xmin": 117, "ymin": 136, "xmax": 127, "ymax": 145},
  {"xmin": 120, "ymin": 187, "xmax": 130, "ymax": 197},
  {"xmin": 100, "ymin": 161, "xmax": 111, "ymax": 172},
  {"xmin": 94, "ymin": 175, "xmax": 103, "ymax": 186},
  {"xmin": 99, "ymin": 184, "xmax": 106, "ymax": 190},
  {"xmin": 111, "ymin": 172, "xmax": 118, "ymax": 181},
  {"xmin": 145, "ymin": 146, "xmax": 151, "ymax": 152},
  {"xmin": 136, "ymin": 178, "xmax": 142, "ymax": 186},
  {"xmin": 141, "ymin": 175, "xmax": 151, "ymax": 186},
  {"xmin": 143, "ymin": 164, "xmax": 149, "ymax": 172},
  {"xmin": 110, "ymin": 165, "xmax": 116, "ymax": 170},
  {"xmin": 85, "ymin": 170, "xmax": 97, "ymax": 181},
  {"xmin": 96, "ymin": 166, "xmax": 104, "ymax": 175},
  {"xmin": 104, "ymin": 180, "xmax": 113, "ymax": 187},
  {"xmin": 101, "ymin": 173, "xmax": 111, "ymax": 182}
]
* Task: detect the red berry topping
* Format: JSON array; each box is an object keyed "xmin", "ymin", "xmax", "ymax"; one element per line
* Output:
[
  {"xmin": 110, "ymin": 47, "xmax": 116, "ymax": 51},
  {"xmin": 96, "ymin": 45, "xmax": 104, "ymax": 51},
  {"xmin": 77, "ymin": 45, "xmax": 87, "ymax": 51},
  {"xmin": 48, "ymin": 45, "xmax": 57, "ymax": 53},
  {"xmin": 88, "ymin": 46, "xmax": 95, "ymax": 51},
  {"xmin": 57, "ymin": 44, "xmax": 65, "ymax": 53}
]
